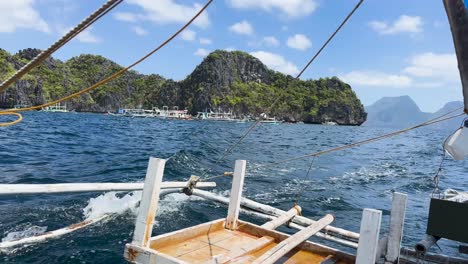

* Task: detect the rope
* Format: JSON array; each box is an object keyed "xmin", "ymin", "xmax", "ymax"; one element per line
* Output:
[
  {"xmin": 251, "ymin": 110, "xmax": 466, "ymax": 169},
  {"xmin": 296, "ymin": 0, "xmax": 364, "ymax": 79},
  {"xmin": 204, "ymin": 0, "xmax": 365, "ymax": 168},
  {"xmin": 0, "ymin": 112, "xmax": 23, "ymax": 127},
  {"xmin": 294, "ymin": 156, "xmax": 316, "ymax": 204},
  {"xmin": 0, "ymin": 0, "xmax": 123, "ymax": 94},
  {"xmin": 0, "ymin": 0, "xmax": 214, "ymax": 126},
  {"xmin": 432, "ymin": 116, "xmax": 468, "ymax": 198}
]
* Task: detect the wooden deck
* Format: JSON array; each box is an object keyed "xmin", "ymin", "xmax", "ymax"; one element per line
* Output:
[{"xmin": 146, "ymin": 219, "xmax": 354, "ymax": 264}]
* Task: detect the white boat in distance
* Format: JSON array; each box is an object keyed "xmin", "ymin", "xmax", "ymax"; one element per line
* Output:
[
  {"xmin": 109, "ymin": 106, "xmax": 191, "ymax": 120},
  {"xmin": 260, "ymin": 117, "xmax": 282, "ymax": 124},
  {"xmin": 196, "ymin": 110, "xmax": 236, "ymax": 121},
  {"xmin": 259, "ymin": 113, "xmax": 282, "ymax": 124},
  {"xmin": 41, "ymin": 103, "xmax": 68, "ymax": 113}
]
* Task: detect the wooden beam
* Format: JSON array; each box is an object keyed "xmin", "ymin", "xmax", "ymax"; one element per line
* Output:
[
  {"xmin": 261, "ymin": 205, "xmax": 301, "ymax": 230},
  {"xmin": 356, "ymin": 209, "xmax": 382, "ymax": 264},
  {"xmin": 0, "ymin": 215, "xmax": 109, "ymax": 249},
  {"xmin": 225, "ymin": 160, "xmax": 246, "ymax": 230},
  {"xmin": 132, "ymin": 157, "xmax": 166, "ymax": 247},
  {"xmin": 252, "ymin": 214, "xmax": 334, "ymax": 264},
  {"xmin": 0, "ymin": 181, "xmax": 215, "ymax": 195},
  {"xmin": 385, "ymin": 192, "xmax": 407, "ymax": 263},
  {"xmin": 192, "ymin": 189, "xmax": 360, "ymax": 241}
]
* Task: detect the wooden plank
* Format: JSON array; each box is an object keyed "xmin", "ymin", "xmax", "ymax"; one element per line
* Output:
[
  {"xmin": 125, "ymin": 243, "xmax": 188, "ymax": 264},
  {"xmin": 0, "ymin": 181, "xmax": 216, "ymax": 195},
  {"xmin": 207, "ymin": 236, "xmax": 275, "ymax": 263},
  {"xmin": 132, "ymin": 157, "xmax": 166, "ymax": 247},
  {"xmin": 385, "ymin": 192, "xmax": 407, "ymax": 263},
  {"xmin": 150, "ymin": 219, "xmax": 225, "ymax": 249},
  {"xmin": 225, "ymin": 160, "xmax": 246, "ymax": 230},
  {"xmin": 0, "ymin": 215, "xmax": 109, "ymax": 249},
  {"xmin": 192, "ymin": 189, "xmax": 360, "ymax": 241},
  {"xmin": 261, "ymin": 206, "xmax": 301, "ymax": 230},
  {"xmin": 320, "ymin": 255, "xmax": 339, "ymax": 264},
  {"xmin": 251, "ymin": 214, "xmax": 334, "ymax": 264},
  {"xmin": 356, "ymin": 209, "xmax": 382, "ymax": 264}
]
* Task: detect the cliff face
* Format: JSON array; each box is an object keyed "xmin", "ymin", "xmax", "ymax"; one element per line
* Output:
[
  {"xmin": 181, "ymin": 50, "xmax": 273, "ymax": 112},
  {"xmin": 0, "ymin": 48, "xmax": 367, "ymax": 125}
]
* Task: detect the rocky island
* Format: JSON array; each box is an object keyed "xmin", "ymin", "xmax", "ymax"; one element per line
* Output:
[{"xmin": 0, "ymin": 48, "xmax": 366, "ymax": 125}]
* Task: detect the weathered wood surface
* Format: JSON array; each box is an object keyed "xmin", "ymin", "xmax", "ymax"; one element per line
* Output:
[
  {"xmin": 208, "ymin": 236, "xmax": 275, "ymax": 263},
  {"xmin": 225, "ymin": 160, "xmax": 246, "ymax": 230},
  {"xmin": 251, "ymin": 214, "xmax": 334, "ymax": 264},
  {"xmin": 125, "ymin": 243, "xmax": 188, "ymax": 264},
  {"xmin": 0, "ymin": 181, "xmax": 216, "ymax": 195},
  {"xmin": 261, "ymin": 206, "xmax": 301, "ymax": 230},
  {"xmin": 132, "ymin": 157, "xmax": 166, "ymax": 247},
  {"xmin": 356, "ymin": 209, "xmax": 382, "ymax": 264},
  {"xmin": 145, "ymin": 219, "xmax": 355, "ymax": 264},
  {"xmin": 192, "ymin": 189, "xmax": 359, "ymax": 241},
  {"xmin": 385, "ymin": 192, "xmax": 407, "ymax": 263}
]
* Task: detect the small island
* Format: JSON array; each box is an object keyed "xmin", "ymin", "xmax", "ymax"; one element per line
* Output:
[{"xmin": 0, "ymin": 49, "xmax": 366, "ymax": 125}]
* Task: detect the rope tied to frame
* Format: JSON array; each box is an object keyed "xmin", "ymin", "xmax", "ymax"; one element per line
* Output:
[{"xmin": 182, "ymin": 175, "xmax": 200, "ymax": 196}]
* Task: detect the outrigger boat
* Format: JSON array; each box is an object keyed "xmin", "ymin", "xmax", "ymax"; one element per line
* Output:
[
  {"xmin": 1, "ymin": 0, "xmax": 468, "ymax": 263},
  {"xmin": 1, "ymin": 157, "xmax": 466, "ymax": 263},
  {"xmin": 41, "ymin": 102, "xmax": 68, "ymax": 113},
  {"xmin": 109, "ymin": 106, "xmax": 192, "ymax": 119},
  {"xmin": 196, "ymin": 110, "xmax": 236, "ymax": 121}
]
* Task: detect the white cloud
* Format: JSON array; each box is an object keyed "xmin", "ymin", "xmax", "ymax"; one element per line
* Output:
[
  {"xmin": 194, "ymin": 48, "xmax": 209, "ymax": 56},
  {"xmin": 250, "ymin": 51, "xmax": 299, "ymax": 75},
  {"xmin": 113, "ymin": 12, "xmax": 138, "ymax": 22},
  {"xmin": 369, "ymin": 15, "xmax": 423, "ymax": 35},
  {"xmin": 229, "ymin": 20, "xmax": 254, "ymax": 35},
  {"xmin": 132, "ymin": 26, "xmax": 148, "ymax": 36},
  {"xmin": 0, "ymin": 0, "xmax": 49, "ymax": 33},
  {"xmin": 340, "ymin": 71, "xmax": 413, "ymax": 88},
  {"xmin": 118, "ymin": 0, "xmax": 210, "ymax": 28},
  {"xmin": 76, "ymin": 28, "xmax": 101, "ymax": 43},
  {"xmin": 199, "ymin": 37, "xmax": 212, "ymax": 45},
  {"xmin": 248, "ymin": 36, "xmax": 280, "ymax": 48},
  {"xmin": 228, "ymin": 0, "xmax": 317, "ymax": 18},
  {"xmin": 403, "ymin": 52, "xmax": 458, "ymax": 81},
  {"xmin": 286, "ymin": 34, "xmax": 311, "ymax": 51},
  {"xmin": 339, "ymin": 52, "xmax": 460, "ymax": 89},
  {"xmin": 181, "ymin": 29, "xmax": 196, "ymax": 41},
  {"xmin": 263, "ymin": 36, "xmax": 280, "ymax": 47},
  {"xmin": 224, "ymin": 47, "xmax": 236, "ymax": 52}
]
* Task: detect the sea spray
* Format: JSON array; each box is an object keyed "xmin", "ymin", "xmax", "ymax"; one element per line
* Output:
[
  {"xmin": 83, "ymin": 191, "xmax": 142, "ymax": 220},
  {"xmin": 82, "ymin": 191, "xmax": 205, "ymax": 221}
]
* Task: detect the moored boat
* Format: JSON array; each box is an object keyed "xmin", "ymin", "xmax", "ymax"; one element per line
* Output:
[{"xmin": 41, "ymin": 103, "xmax": 68, "ymax": 113}]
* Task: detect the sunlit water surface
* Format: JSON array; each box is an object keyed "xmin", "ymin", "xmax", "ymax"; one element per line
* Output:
[{"xmin": 0, "ymin": 112, "xmax": 467, "ymax": 263}]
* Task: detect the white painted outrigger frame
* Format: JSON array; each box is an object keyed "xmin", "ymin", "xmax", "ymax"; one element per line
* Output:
[
  {"xmin": 123, "ymin": 157, "xmax": 413, "ymax": 264},
  {"xmin": 2, "ymin": 156, "xmax": 465, "ymax": 263}
]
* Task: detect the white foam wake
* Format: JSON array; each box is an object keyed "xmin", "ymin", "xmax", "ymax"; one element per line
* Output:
[{"xmin": 83, "ymin": 191, "xmax": 142, "ymax": 220}]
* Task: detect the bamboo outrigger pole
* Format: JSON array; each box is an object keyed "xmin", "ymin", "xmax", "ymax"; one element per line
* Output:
[{"xmin": 0, "ymin": 182, "xmax": 216, "ymax": 195}]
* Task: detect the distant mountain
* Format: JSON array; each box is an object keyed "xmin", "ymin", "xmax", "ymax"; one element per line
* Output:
[
  {"xmin": 364, "ymin": 96, "xmax": 465, "ymax": 128},
  {"xmin": 0, "ymin": 48, "xmax": 367, "ymax": 125},
  {"xmin": 429, "ymin": 101, "xmax": 465, "ymax": 128},
  {"xmin": 363, "ymin": 96, "xmax": 430, "ymax": 127}
]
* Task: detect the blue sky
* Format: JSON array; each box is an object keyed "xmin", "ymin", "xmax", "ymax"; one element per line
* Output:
[{"xmin": 0, "ymin": 0, "xmax": 463, "ymax": 112}]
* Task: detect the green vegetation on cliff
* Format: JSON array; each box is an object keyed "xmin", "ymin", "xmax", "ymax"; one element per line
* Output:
[{"xmin": 0, "ymin": 48, "xmax": 366, "ymax": 125}]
